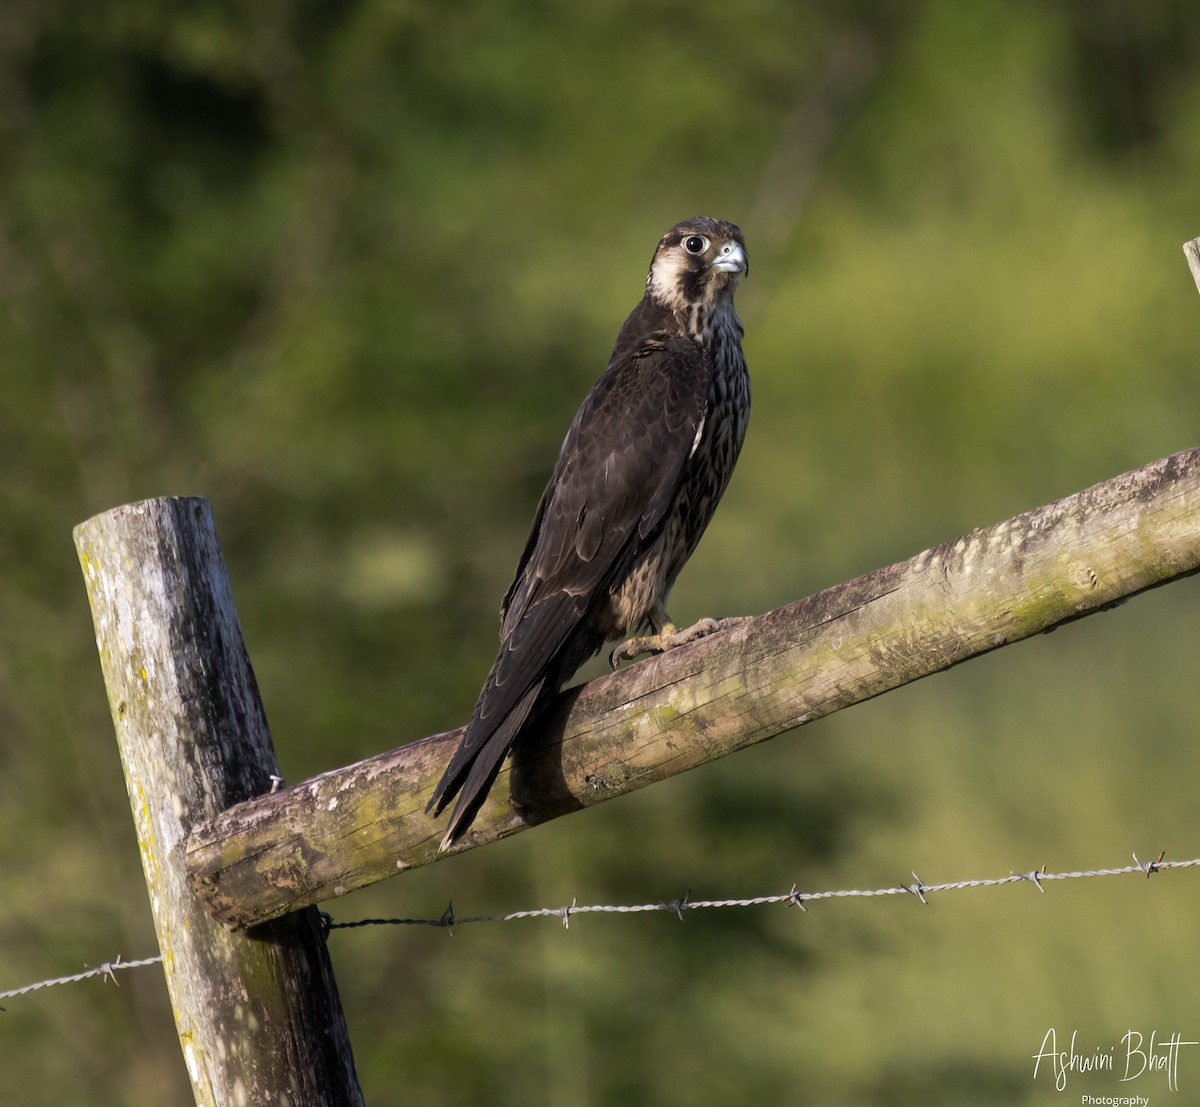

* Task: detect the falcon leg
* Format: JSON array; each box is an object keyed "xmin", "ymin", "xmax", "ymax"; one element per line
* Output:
[{"xmin": 610, "ymin": 603, "xmax": 748, "ymax": 668}]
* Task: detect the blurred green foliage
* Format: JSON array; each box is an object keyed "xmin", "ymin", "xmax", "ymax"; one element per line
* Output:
[{"xmin": 2, "ymin": 1, "xmax": 1199, "ymax": 1104}]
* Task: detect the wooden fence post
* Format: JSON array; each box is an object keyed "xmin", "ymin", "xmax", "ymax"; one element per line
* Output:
[{"xmin": 74, "ymin": 498, "xmax": 363, "ymax": 1107}]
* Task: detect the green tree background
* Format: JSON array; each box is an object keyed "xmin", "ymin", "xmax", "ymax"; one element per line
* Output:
[{"xmin": 3, "ymin": 2, "xmax": 1199, "ymax": 1104}]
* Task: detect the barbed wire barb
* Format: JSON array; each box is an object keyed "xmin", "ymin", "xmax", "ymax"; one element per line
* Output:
[
  {"xmin": 904, "ymin": 872, "xmax": 929, "ymax": 904},
  {"xmin": 1011, "ymin": 865, "xmax": 1047, "ymax": 892},
  {"xmin": 1132, "ymin": 850, "xmax": 1166, "ymax": 877}
]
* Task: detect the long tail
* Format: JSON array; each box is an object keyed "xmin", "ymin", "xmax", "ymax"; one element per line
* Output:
[
  {"xmin": 427, "ymin": 679, "xmax": 545, "ymax": 850},
  {"xmin": 429, "ymin": 591, "xmax": 584, "ymax": 848}
]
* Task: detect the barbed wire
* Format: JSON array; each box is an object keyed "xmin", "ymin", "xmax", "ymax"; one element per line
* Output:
[
  {"xmin": 323, "ymin": 851, "xmax": 1187, "ymax": 933},
  {"xmin": 0, "ymin": 955, "xmax": 163, "ymax": 1002},
  {"xmin": 2, "ymin": 851, "xmax": 1190, "ymax": 1003}
]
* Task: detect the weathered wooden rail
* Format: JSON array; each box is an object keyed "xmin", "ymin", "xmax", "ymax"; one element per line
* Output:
[{"xmin": 181, "ymin": 448, "xmax": 1200, "ymax": 930}]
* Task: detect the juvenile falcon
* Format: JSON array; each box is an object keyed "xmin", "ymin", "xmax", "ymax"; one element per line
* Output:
[{"xmin": 428, "ymin": 216, "xmax": 750, "ymax": 848}]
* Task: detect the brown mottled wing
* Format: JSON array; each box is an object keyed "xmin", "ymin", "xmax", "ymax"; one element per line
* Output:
[
  {"xmin": 502, "ymin": 338, "xmax": 709, "ymax": 632},
  {"xmin": 428, "ymin": 331, "xmax": 710, "ymax": 844}
]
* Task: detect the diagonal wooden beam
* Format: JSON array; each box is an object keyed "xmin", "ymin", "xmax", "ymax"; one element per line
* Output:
[{"xmin": 186, "ymin": 447, "xmax": 1200, "ymax": 930}]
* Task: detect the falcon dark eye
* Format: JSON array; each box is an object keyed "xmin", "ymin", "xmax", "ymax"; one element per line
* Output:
[{"xmin": 683, "ymin": 235, "xmax": 708, "ymax": 255}]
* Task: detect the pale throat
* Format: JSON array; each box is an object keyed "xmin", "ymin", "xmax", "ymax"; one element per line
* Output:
[{"xmin": 647, "ymin": 258, "xmax": 741, "ymax": 344}]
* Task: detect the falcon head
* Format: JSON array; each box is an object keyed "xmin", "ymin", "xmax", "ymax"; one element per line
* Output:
[{"xmin": 646, "ymin": 216, "xmax": 748, "ymax": 312}]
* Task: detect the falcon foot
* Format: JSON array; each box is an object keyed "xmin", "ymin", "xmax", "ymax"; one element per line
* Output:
[{"xmin": 610, "ymin": 615, "xmax": 748, "ymax": 669}]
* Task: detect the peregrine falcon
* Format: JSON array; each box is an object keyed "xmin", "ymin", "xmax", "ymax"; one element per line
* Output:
[{"xmin": 428, "ymin": 216, "xmax": 750, "ymax": 848}]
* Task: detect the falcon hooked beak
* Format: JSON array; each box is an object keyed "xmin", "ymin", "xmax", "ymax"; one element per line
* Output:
[{"xmin": 711, "ymin": 241, "xmax": 749, "ymax": 276}]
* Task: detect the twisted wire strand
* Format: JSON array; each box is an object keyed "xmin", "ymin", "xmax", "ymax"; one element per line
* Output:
[
  {"xmin": 324, "ymin": 852, "xmax": 1188, "ymax": 933},
  {"xmin": 2, "ymin": 852, "xmax": 1189, "ymax": 1000},
  {"xmin": 0, "ymin": 955, "xmax": 164, "ymax": 1001}
]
